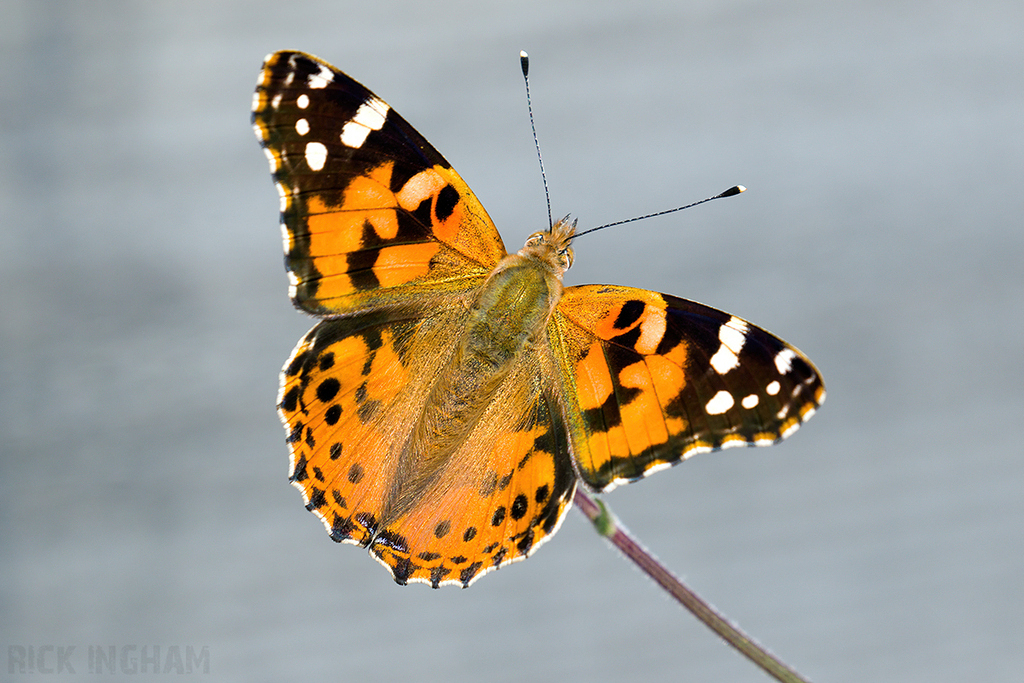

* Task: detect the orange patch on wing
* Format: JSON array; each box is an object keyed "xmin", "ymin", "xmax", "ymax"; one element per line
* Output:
[
  {"xmin": 363, "ymin": 335, "xmax": 410, "ymax": 402},
  {"xmin": 617, "ymin": 361, "xmax": 669, "ymax": 452},
  {"xmin": 646, "ymin": 354, "xmax": 689, "ymax": 434},
  {"xmin": 430, "ymin": 168, "xmax": 471, "ymax": 245},
  {"xmin": 646, "ymin": 353, "xmax": 686, "ymax": 394},
  {"xmin": 575, "ymin": 341, "xmax": 613, "ymax": 410},
  {"xmin": 592, "ymin": 304, "xmax": 631, "ymax": 340},
  {"xmin": 584, "ymin": 422, "xmax": 629, "ymax": 469},
  {"xmin": 374, "ymin": 242, "xmax": 441, "ymax": 287},
  {"xmin": 344, "ymin": 162, "xmax": 400, "ymax": 234}
]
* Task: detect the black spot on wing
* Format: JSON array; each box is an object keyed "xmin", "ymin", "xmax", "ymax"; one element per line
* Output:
[
  {"xmin": 430, "ymin": 565, "xmax": 450, "ymax": 589},
  {"xmin": 516, "ymin": 529, "xmax": 535, "ymax": 554},
  {"xmin": 330, "ymin": 514, "xmax": 354, "ymax": 542},
  {"xmin": 391, "ymin": 557, "xmax": 412, "ymax": 586},
  {"xmin": 280, "ymin": 386, "xmax": 299, "ymax": 412},
  {"xmin": 510, "ymin": 494, "xmax": 528, "ymax": 520},
  {"xmin": 460, "ymin": 563, "xmax": 482, "ymax": 586},
  {"xmin": 316, "ymin": 378, "xmax": 340, "ymax": 403},
  {"xmin": 291, "ymin": 454, "xmax": 309, "ymax": 482},
  {"xmin": 534, "ymin": 484, "xmax": 549, "ymax": 504},
  {"xmin": 613, "ymin": 299, "xmax": 646, "ymax": 330},
  {"xmin": 285, "ymin": 350, "xmax": 310, "ymax": 377},
  {"xmin": 435, "ymin": 184, "xmax": 459, "ymax": 222},
  {"xmin": 345, "ymin": 237, "xmax": 381, "ymax": 292},
  {"xmin": 306, "ymin": 487, "xmax": 326, "ymax": 510}
]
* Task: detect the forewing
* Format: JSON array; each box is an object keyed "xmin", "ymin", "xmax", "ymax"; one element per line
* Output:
[
  {"xmin": 550, "ymin": 284, "xmax": 825, "ymax": 491},
  {"xmin": 253, "ymin": 51, "xmax": 507, "ymax": 316}
]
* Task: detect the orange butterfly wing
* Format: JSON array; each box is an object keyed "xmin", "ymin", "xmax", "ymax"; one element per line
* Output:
[
  {"xmin": 281, "ymin": 310, "xmax": 576, "ymax": 587},
  {"xmin": 253, "ymin": 51, "xmax": 505, "ymax": 316},
  {"xmin": 550, "ymin": 285, "xmax": 825, "ymax": 491}
]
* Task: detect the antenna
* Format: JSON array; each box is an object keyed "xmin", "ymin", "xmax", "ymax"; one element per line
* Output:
[
  {"xmin": 520, "ymin": 51, "xmax": 553, "ymax": 229},
  {"xmin": 572, "ymin": 185, "xmax": 747, "ymax": 240}
]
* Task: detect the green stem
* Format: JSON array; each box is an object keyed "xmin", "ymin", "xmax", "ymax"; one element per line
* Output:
[{"xmin": 573, "ymin": 488, "xmax": 811, "ymax": 683}]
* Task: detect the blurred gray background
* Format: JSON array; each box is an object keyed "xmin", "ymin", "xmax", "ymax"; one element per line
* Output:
[{"xmin": 2, "ymin": 1, "xmax": 1021, "ymax": 681}]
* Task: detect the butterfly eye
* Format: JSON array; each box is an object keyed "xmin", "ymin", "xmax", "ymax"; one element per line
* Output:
[
  {"xmin": 525, "ymin": 232, "xmax": 545, "ymax": 247},
  {"xmin": 559, "ymin": 247, "xmax": 574, "ymax": 270}
]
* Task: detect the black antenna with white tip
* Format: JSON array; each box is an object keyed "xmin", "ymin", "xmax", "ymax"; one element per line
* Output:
[
  {"xmin": 520, "ymin": 51, "xmax": 553, "ymax": 229},
  {"xmin": 572, "ymin": 185, "xmax": 746, "ymax": 240},
  {"xmin": 519, "ymin": 50, "xmax": 745, "ymax": 241}
]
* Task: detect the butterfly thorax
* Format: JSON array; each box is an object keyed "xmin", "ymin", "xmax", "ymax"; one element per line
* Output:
[{"xmin": 382, "ymin": 222, "xmax": 573, "ymax": 522}]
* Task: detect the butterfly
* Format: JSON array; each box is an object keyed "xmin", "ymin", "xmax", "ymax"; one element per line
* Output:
[{"xmin": 252, "ymin": 51, "xmax": 825, "ymax": 588}]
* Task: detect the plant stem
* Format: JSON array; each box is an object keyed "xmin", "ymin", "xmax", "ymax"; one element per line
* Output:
[{"xmin": 573, "ymin": 488, "xmax": 811, "ymax": 683}]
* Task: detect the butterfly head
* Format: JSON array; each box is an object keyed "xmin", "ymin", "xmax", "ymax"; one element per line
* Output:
[{"xmin": 521, "ymin": 215, "xmax": 576, "ymax": 275}]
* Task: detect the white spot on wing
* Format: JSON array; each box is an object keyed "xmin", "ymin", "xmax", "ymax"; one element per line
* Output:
[
  {"xmin": 741, "ymin": 394, "xmax": 759, "ymax": 409},
  {"xmin": 722, "ymin": 316, "xmax": 749, "ymax": 349},
  {"xmin": 682, "ymin": 443, "xmax": 713, "ymax": 459},
  {"xmin": 297, "ymin": 93, "xmax": 309, "ymax": 109},
  {"xmin": 781, "ymin": 421, "xmax": 801, "ymax": 439},
  {"xmin": 307, "ymin": 64, "xmax": 333, "ymax": 89},
  {"xmin": 705, "ymin": 390, "xmax": 734, "ymax": 415},
  {"xmin": 641, "ymin": 461, "xmax": 672, "ymax": 477},
  {"xmin": 635, "ymin": 307, "xmax": 667, "ymax": 355},
  {"xmin": 258, "ymin": 57, "xmax": 273, "ymax": 85},
  {"xmin": 295, "ymin": 118, "xmax": 309, "ymax": 135},
  {"xmin": 709, "ymin": 316, "xmax": 748, "ymax": 374},
  {"xmin": 775, "ymin": 348, "xmax": 797, "ymax": 374},
  {"xmin": 271, "ymin": 93, "xmax": 282, "ymax": 110},
  {"xmin": 262, "ymin": 147, "xmax": 278, "ymax": 172},
  {"xmin": 766, "ymin": 380, "xmax": 781, "ymax": 395},
  {"xmin": 710, "ymin": 347, "xmax": 737, "ymax": 374},
  {"xmin": 304, "ymin": 141, "xmax": 327, "ymax": 171},
  {"xmin": 340, "ymin": 96, "xmax": 390, "ymax": 148}
]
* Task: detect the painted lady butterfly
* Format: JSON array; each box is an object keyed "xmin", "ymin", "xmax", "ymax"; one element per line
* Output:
[{"xmin": 252, "ymin": 51, "xmax": 824, "ymax": 588}]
